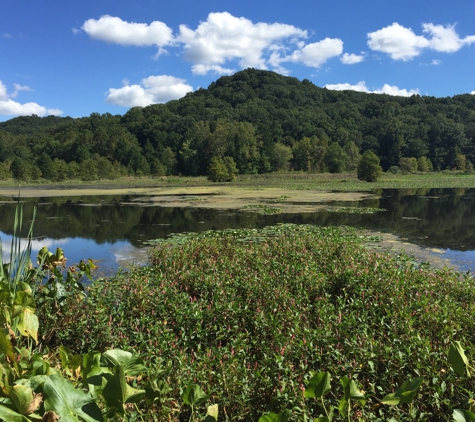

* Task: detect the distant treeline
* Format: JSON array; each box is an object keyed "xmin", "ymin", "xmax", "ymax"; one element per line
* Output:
[{"xmin": 1, "ymin": 68, "xmax": 475, "ymax": 181}]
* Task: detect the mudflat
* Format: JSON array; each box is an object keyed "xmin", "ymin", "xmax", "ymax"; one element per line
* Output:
[{"xmin": 0, "ymin": 186, "xmax": 375, "ymax": 213}]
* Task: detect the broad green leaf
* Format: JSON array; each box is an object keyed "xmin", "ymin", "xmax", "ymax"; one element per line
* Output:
[
  {"xmin": 258, "ymin": 409, "xmax": 291, "ymax": 422},
  {"xmin": 43, "ymin": 374, "xmax": 103, "ymax": 422},
  {"xmin": 449, "ymin": 342, "xmax": 471, "ymax": 377},
  {"xmin": 0, "ymin": 404, "xmax": 31, "ymax": 422},
  {"xmin": 183, "ymin": 383, "xmax": 207, "ymax": 406},
  {"xmin": 314, "ymin": 418, "xmax": 330, "ymax": 422},
  {"xmin": 304, "ymin": 372, "xmax": 331, "ymax": 399},
  {"xmin": 102, "ymin": 365, "xmax": 145, "ymax": 414},
  {"xmin": 0, "ymin": 328, "xmax": 16, "ymax": 363},
  {"xmin": 100, "ymin": 349, "xmax": 145, "ymax": 376},
  {"xmin": 9, "ymin": 385, "xmax": 35, "ymax": 415},
  {"xmin": 454, "ymin": 409, "xmax": 475, "ymax": 422},
  {"xmin": 204, "ymin": 403, "xmax": 218, "ymax": 422},
  {"xmin": 381, "ymin": 377, "xmax": 423, "ymax": 405},
  {"xmin": 16, "ymin": 375, "xmax": 49, "ymax": 392},
  {"xmin": 340, "ymin": 376, "xmax": 366, "ymax": 405},
  {"xmin": 16, "ymin": 308, "xmax": 39, "ymax": 344}
]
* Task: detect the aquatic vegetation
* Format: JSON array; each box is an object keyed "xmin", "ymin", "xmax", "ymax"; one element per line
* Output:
[{"xmin": 53, "ymin": 224, "xmax": 475, "ymax": 420}]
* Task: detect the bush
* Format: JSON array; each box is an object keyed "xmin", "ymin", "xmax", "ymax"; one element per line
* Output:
[
  {"xmin": 207, "ymin": 156, "xmax": 238, "ymax": 182},
  {"xmin": 357, "ymin": 150, "xmax": 382, "ymax": 182}
]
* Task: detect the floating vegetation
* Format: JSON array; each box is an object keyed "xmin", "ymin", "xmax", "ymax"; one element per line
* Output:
[
  {"xmin": 242, "ymin": 204, "xmax": 281, "ymax": 214},
  {"xmin": 320, "ymin": 206, "xmax": 386, "ymax": 214},
  {"xmin": 269, "ymin": 195, "xmax": 289, "ymax": 202}
]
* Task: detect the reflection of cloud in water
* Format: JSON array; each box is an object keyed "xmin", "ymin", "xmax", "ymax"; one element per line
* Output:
[{"xmin": 0, "ymin": 231, "xmax": 70, "ymax": 261}]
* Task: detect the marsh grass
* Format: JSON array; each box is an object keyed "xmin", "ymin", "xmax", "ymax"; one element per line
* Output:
[
  {"xmin": 3, "ymin": 172, "xmax": 475, "ymax": 194},
  {"xmin": 49, "ymin": 224, "xmax": 475, "ymax": 421}
]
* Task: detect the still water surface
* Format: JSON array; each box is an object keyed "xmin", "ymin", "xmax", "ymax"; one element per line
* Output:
[{"xmin": 1, "ymin": 188, "xmax": 474, "ymax": 274}]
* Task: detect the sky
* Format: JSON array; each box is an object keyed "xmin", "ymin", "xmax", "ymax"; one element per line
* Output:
[{"xmin": 1, "ymin": 0, "xmax": 474, "ymax": 122}]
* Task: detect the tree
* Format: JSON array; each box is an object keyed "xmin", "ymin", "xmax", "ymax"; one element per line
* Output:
[
  {"xmin": 357, "ymin": 151, "xmax": 382, "ymax": 182},
  {"xmin": 271, "ymin": 142, "xmax": 293, "ymax": 172},
  {"xmin": 399, "ymin": 157, "xmax": 418, "ymax": 173},
  {"xmin": 207, "ymin": 156, "xmax": 238, "ymax": 182}
]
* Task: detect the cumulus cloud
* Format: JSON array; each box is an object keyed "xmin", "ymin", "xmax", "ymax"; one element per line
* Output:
[
  {"xmin": 325, "ymin": 81, "xmax": 369, "ymax": 92},
  {"xmin": 178, "ymin": 12, "xmax": 307, "ymax": 70},
  {"xmin": 472, "ymin": 91, "xmax": 475, "ymax": 95},
  {"xmin": 82, "ymin": 15, "xmax": 174, "ymax": 47},
  {"xmin": 367, "ymin": 23, "xmax": 429, "ymax": 61},
  {"xmin": 0, "ymin": 80, "xmax": 62, "ymax": 117},
  {"xmin": 106, "ymin": 75, "xmax": 193, "ymax": 107},
  {"xmin": 325, "ymin": 80, "xmax": 420, "ymax": 97},
  {"xmin": 283, "ymin": 38, "xmax": 344, "ymax": 68},
  {"xmin": 423, "ymin": 23, "xmax": 475, "ymax": 52},
  {"xmin": 368, "ymin": 22, "xmax": 475, "ymax": 60},
  {"xmin": 340, "ymin": 53, "xmax": 364, "ymax": 64},
  {"xmin": 192, "ymin": 64, "xmax": 235, "ymax": 76}
]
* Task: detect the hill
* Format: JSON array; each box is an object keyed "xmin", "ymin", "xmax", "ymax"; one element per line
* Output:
[{"xmin": 1, "ymin": 69, "xmax": 475, "ymax": 180}]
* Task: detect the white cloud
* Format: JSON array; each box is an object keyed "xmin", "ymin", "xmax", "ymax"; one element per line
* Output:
[
  {"xmin": 0, "ymin": 80, "xmax": 62, "ymax": 117},
  {"xmin": 72, "ymin": 28, "xmax": 81, "ymax": 35},
  {"xmin": 106, "ymin": 75, "xmax": 193, "ymax": 107},
  {"xmin": 192, "ymin": 64, "xmax": 235, "ymax": 76},
  {"xmin": 178, "ymin": 12, "xmax": 307, "ymax": 71},
  {"xmin": 431, "ymin": 59, "xmax": 442, "ymax": 65},
  {"xmin": 325, "ymin": 81, "xmax": 369, "ymax": 92},
  {"xmin": 0, "ymin": 99, "xmax": 62, "ymax": 116},
  {"xmin": 325, "ymin": 80, "xmax": 419, "ymax": 97},
  {"xmin": 283, "ymin": 38, "xmax": 343, "ymax": 68},
  {"xmin": 373, "ymin": 84, "xmax": 420, "ymax": 96},
  {"xmin": 82, "ymin": 15, "xmax": 174, "ymax": 47},
  {"xmin": 471, "ymin": 91, "xmax": 475, "ymax": 95},
  {"xmin": 340, "ymin": 53, "xmax": 364, "ymax": 64},
  {"xmin": 368, "ymin": 22, "xmax": 475, "ymax": 60},
  {"xmin": 423, "ymin": 23, "xmax": 475, "ymax": 53},
  {"xmin": 367, "ymin": 23, "xmax": 429, "ymax": 61},
  {"xmin": 3, "ymin": 33, "xmax": 11, "ymax": 38}
]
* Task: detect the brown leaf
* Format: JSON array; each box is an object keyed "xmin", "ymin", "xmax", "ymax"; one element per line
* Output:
[
  {"xmin": 26, "ymin": 392, "xmax": 43, "ymax": 414},
  {"xmin": 43, "ymin": 410, "xmax": 60, "ymax": 421}
]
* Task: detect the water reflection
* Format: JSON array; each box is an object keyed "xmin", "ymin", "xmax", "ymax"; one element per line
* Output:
[{"xmin": 0, "ymin": 188, "xmax": 474, "ymax": 273}]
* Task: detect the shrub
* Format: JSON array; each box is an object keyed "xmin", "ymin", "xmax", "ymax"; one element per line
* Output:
[{"xmin": 357, "ymin": 150, "xmax": 382, "ymax": 182}]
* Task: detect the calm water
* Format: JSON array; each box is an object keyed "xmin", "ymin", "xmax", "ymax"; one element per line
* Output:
[{"xmin": 1, "ymin": 187, "xmax": 474, "ymax": 274}]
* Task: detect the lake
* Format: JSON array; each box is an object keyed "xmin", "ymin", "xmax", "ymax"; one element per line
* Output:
[{"xmin": 1, "ymin": 187, "xmax": 474, "ymax": 275}]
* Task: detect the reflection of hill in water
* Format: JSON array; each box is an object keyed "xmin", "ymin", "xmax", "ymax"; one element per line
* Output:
[{"xmin": 0, "ymin": 188, "xmax": 474, "ymax": 251}]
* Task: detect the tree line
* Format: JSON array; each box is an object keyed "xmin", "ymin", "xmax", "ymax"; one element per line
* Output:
[{"xmin": 1, "ymin": 68, "xmax": 474, "ymax": 181}]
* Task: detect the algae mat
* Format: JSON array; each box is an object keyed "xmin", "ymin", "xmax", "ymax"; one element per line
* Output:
[{"xmin": 0, "ymin": 186, "xmax": 375, "ymax": 213}]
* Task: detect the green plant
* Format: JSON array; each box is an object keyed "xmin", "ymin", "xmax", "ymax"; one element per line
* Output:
[{"xmin": 357, "ymin": 151, "xmax": 383, "ymax": 182}]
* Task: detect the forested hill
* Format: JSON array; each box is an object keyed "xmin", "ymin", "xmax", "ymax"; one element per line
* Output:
[{"xmin": 1, "ymin": 68, "xmax": 475, "ymax": 181}]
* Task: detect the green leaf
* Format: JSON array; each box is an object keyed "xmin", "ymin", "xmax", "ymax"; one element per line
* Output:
[
  {"xmin": 304, "ymin": 372, "xmax": 331, "ymax": 399},
  {"xmin": 100, "ymin": 349, "xmax": 145, "ymax": 376},
  {"xmin": 15, "ymin": 307, "xmax": 38, "ymax": 344},
  {"xmin": 449, "ymin": 342, "xmax": 471, "ymax": 377},
  {"xmin": 340, "ymin": 376, "xmax": 366, "ymax": 405},
  {"xmin": 204, "ymin": 403, "xmax": 218, "ymax": 422},
  {"xmin": 258, "ymin": 409, "xmax": 291, "ymax": 422},
  {"xmin": 183, "ymin": 383, "xmax": 207, "ymax": 406},
  {"xmin": 0, "ymin": 328, "xmax": 16, "ymax": 364},
  {"xmin": 43, "ymin": 374, "xmax": 103, "ymax": 422},
  {"xmin": 454, "ymin": 409, "xmax": 475, "ymax": 422},
  {"xmin": 9, "ymin": 385, "xmax": 34, "ymax": 415},
  {"xmin": 0, "ymin": 404, "xmax": 31, "ymax": 422},
  {"xmin": 381, "ymin": 377, "xmax": 423, "ymax": 405},
  {"xmin": 102, "ymin": 365, "xmax": 145, "ymax": 414}
]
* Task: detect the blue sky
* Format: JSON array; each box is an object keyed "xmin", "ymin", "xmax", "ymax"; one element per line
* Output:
[{"xmin": 1, "ymin": 0, "xmax": 474, "ymax": 122}]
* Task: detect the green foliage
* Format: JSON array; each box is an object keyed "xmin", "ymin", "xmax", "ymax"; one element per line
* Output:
[
  {"xmin": 357, "ymin": 150, "xmax": 383, "ymax": 182},
  {"xmin": 399, "ymin": 157, "xmax": 418, "ymax": 173},
  {"xmin": 207, "ymin": 156, "xmax": 238, "ymax": 182},
  {"xmin": 2, "ymin": 69, "xmax": 475, "ymax": 180},
  {"xmin": 55, "ymin": 223, "xmax": 475, "ymax": 420}
]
